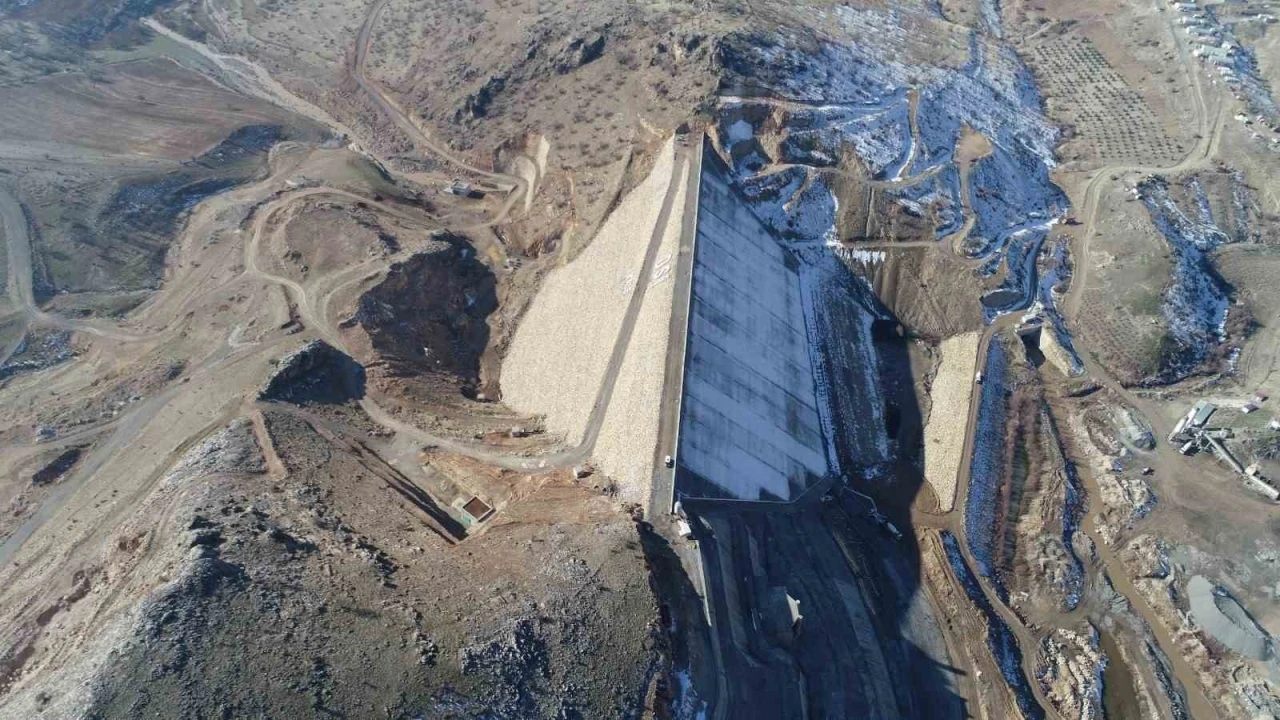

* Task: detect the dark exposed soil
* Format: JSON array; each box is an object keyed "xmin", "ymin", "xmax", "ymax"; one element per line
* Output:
[
  {"xmin": 0, "ymin": 330, "xmax": 76, "ymax": 383},
  {"xmin": 30, "ymin": 447, "xmax": 84, "ymax": 487},
  {"xmin": 259, "ymin": 340, "xmax": 366, "ymax": 405},
  {"xmin": 344, "ymin": 234, "xmax": 497, "ymax": 402}
]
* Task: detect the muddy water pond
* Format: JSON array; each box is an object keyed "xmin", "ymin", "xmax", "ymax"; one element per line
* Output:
[
  {"xmin": 980, "ymin": 287, "xmax": 1024, "ymax": 309},
  {"xmin": 1099, "ymin": 629, "xmax": 1142, "ymax": 720}
]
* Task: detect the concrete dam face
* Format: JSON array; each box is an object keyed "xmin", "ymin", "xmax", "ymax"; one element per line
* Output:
[{"xmin": 674, "ymin": 144, "xmax": 829, "ymax": 502}]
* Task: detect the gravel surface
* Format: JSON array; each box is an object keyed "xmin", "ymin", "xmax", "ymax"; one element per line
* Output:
[
  {"xmin": 502, "ymin": 139, "xmax": 675, "ymax": 444},
  {"xmin": 1038, "ymin": 326, "xmax": 1074, "ymax": 377},
  {"xmin": 592, "ymin": 165, "xmax": 687, "ymax": 503},
  {"xmin": 924, "ymin": 332, "xmax": 979, "ymax": 511}
]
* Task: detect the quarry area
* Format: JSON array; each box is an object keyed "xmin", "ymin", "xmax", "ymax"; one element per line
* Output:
[{"xmin": 4, "ymin": 0, "xmax": 1280, "ymax": 718}]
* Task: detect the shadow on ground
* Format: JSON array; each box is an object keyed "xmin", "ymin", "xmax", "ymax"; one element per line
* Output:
[{"xmin": 259, "ymin": 340, "xmax": 367, "ymax": 405}]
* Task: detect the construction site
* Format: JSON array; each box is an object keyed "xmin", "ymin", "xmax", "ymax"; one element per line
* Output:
[{"xmin": 3, "ymin": 0, "xmax": 1280, "ymax": 718}]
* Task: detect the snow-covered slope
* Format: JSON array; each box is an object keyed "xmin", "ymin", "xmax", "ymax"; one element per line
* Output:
[{"xmin": 715, "ymin": 5, "xmax": 1066, "ymax": 322}]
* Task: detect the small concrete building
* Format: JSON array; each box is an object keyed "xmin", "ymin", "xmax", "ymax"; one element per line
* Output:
[{"xmin": 459, "ymin": 496, "xmax": 494, "ymax": 524}]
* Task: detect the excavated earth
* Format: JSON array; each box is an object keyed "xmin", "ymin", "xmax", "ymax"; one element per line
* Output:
[{"xmin": 342, "ymin": 234, "xmax": 498, "ymax": 403}]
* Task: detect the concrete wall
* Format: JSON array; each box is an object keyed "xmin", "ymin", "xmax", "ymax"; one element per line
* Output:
[{"xmin": 674, "ymin": 145, "xmax": 828, "ymax": 501}]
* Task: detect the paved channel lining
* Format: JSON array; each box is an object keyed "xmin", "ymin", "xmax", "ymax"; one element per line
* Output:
[
  {"xmin": 501, "ymin": 138, "xmax": 676, "ymax": 444},
  {"xmin": 674, "ymin": 144, "xmax": 828, "ymax": 502}
]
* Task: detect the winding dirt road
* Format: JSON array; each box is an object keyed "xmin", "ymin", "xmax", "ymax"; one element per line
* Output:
[
  {"xmin": 0, "ymin": 0, "xmax": 690, "ymax": 585},
  {"xmin": 1062, "ymin": 0, "xmax": 1225, "ymax": 323},
  {"xmin": 351, "ymin": 0, "xmax": 528, "ymax": 222},
  {"xmin": 227, "ymin": 136, "xmax": 688, "ymax": 478},
  {"xmin": 0, "ymin": 189, "xmax": 148, "ymax": 366},
  {"xmin": 904, "ymin": 5, "xmax": 1230, "ymax": 716}
]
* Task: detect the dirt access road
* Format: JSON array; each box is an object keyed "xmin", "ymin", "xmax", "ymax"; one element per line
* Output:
[
  {"xmin": 0, "ymin": 189, "xmax": 147, "ymax": 365},
  {"xmin": 1029, "ymin": 8, "xmax": 1229, "ymax": 712},
  {"xmin": 933, "ymin": 306, "xmax": 1220, "ymax": 716},
  {"xmin": 352, "ymin": 0, "xmax": 527, "ymax": 219},
  {"xmin": 1, "ymin": 5, "xmax": 694, "ymax": 591},
  {"xmin": 906, "ymin": 6, "xmax": 1230, "ymax": 714},
  {"xmin": 1061, "ymin": 0, "xmax": 1226, "ymax": 324},
  {"xmin": 0, "ymin": 41, "xmax": 645, "ymax": 586},
  {"xmin": 907, "ymin": 320, "xmax": 1068, "ymax": 720},
  {"xmin": 908, "ymin": 5, "xmax": 1228, "ymax": 695},
  {"xmin": 145, "ymin": 13, "xmax": 524, "ymax": 225},
  {"xmin": 223, "ymin": 135, "xmax": 689, "ymax": 484},
  {"xmin": 147, "ymin": 5, "xmax": 690, "ymax": 487},
  {"xmin": 648, "ymin": 137, "xmax": 702, "ymax": 517}
]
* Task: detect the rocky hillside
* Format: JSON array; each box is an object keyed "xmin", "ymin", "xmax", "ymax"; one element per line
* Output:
[{"xmin": 73, "ymin": 412, "xmax": 661, "ymax": 719}]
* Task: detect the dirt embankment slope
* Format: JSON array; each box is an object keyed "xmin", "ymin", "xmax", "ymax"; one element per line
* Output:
[{"xmin": 341, "ymin": 234, "xmax": 498, "ymax": 403}]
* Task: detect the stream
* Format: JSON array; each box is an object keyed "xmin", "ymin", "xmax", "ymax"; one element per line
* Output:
[
  {"xmin": 1075, "ymin": 466, "xmax": 1218, "ymax": 720},
  {"xmin": 1098, "ymin": 629, "xmax": 1143, "ymax": 720}
]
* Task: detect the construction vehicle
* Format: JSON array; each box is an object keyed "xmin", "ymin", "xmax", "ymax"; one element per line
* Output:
[{"xmin": 843, "ymin": 484, "xmax": 903, "ymax": 541}]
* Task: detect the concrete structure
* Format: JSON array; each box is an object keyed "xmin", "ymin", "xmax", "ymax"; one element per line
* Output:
[
  {"xmin": 673, "ymin": 144, "xmax": 828, "ymax": 502},
  {"xmin": 786, "ymin": 592, "xmax": 803, "ymax": 633},
  {"xmin": 695, "ymin": 508, "xmax": 906, "ymax": 717},
  {"xmin": 664, "ymin": 138, "xmax": 963, "ymax": 720},
  {"xmin": 445, "ymin": 179, "xmax": 482, "ymax": 198},
  {"xmin": 457, "ymin": 496, "xmax": 494, "ymax": 524},
  {"xmin": 761, "ymin": 587, "xmax": 804, "ymax": 645},
  {"xmin": 1198, "ymin": 44, "xmax": 1229, "ymax": 57},
  {"xmin": 1245, "ymin": 475, "xmax": 1280, "ymax": 501},
  {"xmin": 1206, "ymin": 435, "xmax": 1245, "ymax": 473}
]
